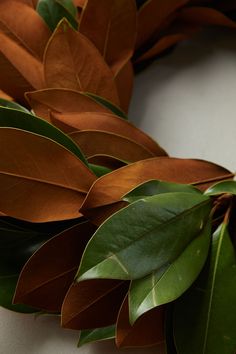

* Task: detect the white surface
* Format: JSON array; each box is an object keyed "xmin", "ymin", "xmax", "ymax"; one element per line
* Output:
[{"xmin": 1, "ymin": 29, "xmax": 236, "ymax": 353}]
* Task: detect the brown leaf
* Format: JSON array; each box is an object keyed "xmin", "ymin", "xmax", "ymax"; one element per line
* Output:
[
  {"xmin": 14, "ymin": 221, "xmax": 96, "ymax": 312},
  {"xmin": 73, "ymin": 0, "xmax": 85, "ymax": 7},
  {"xmin": 81, "ymin": 157, "xmax": 233, "ymax": 213},
  {"xmin": 51, "ymin": 111, "xmax": 167, "ymax": 156},
  {"xmin": 0, "ymin": 32, "xmax": 44, "ymax": 103},
  {"xmin": 116, "ymin": 296, "xmax": 165, "ymax": 348},
  {"xmin": 88, "ymin": 155, "xmax": 126, "ymax": 170},
  {"xmin": 0, "ymin": 128, "xmax": 96, "ymax": 222},
  {"xmin": 79, "ymin": 0, "xmax": 137, "ymax": 74},
  {"xmin": 0, "ymin": 90, "xmax": 13, "ymax": 100},
  {"xmin": 136, "ymin": 0, "xmax": 190, "ymax": 50},
  {"xmin": 0, "ymin": 0, "xmax": 51, "ymax": 60},
  {"xmin": 44, "ymin": 20, "xmax": 119, "ymax": 105},
  {"xmin": 114, "ymin": 60, "xmax": 134, "ymax": 113},
  {"xmin": 61, "ymin": 279, "xmax": 128, "ymax": 330},
  {"xmin": 177, "ymin": 6, "xmax": 236, "ymax": 28},
  {"xmin": 26, "ymin": 89, "xmax": 110, "ymax": 121},
  {"xmin": 70, "ymin": 130, "xmax": 155, "ymax": 162}
]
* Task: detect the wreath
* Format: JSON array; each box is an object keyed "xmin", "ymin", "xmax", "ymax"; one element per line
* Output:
[{"xmin": 0, "ymin": 1, "xmax": 236, "ymax": 353}]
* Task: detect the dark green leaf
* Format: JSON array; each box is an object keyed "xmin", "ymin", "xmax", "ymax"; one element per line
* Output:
[
  {"xmin": 204, "ymin": 180, "xmax": 236, "ymax": 196},
  {"xmin": 37, "ymin": 0, "xmax": 78, "ymax": 31},
  {"xmin": 77, "ymin": 192, "xmax": 212, "ymax": 281},
  {"xmin": 0, "ymin": 106, "xmax": 88, "ymax": 166},
  {"xmin": 85, "ymin": 93, "xmax": 128, "ymax": 120},
  {"xmin": 88, "ymin": 163, "xmax": 112, "ymax": 177},
  {"xmin": 123, "ymin": 180, "xmax": 201, "ymax": 203},
  {"xmin": 174, "ymin": 222, "xmax": 236, "ymax": 354},
  {"xmin": 78, "ymin": 325, "xmax": 115, "ymax": 347},
  {"xmin": 0, "ymin": 98, "xmax": 30, "ymax": 113},
  {"xmin": 128, "ymin": 220, "xmax": 211, "ymax": 324}
]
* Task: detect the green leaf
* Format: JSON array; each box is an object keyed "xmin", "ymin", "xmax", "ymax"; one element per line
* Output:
[
  {"xmin": 37, "ymin": 0, "xmax": 78, "ymax": 31},
  {"xmin": 0, "ymin": 106, "xmax": 88, "ymax": 166},
  {"xmin": 77, "ymin": 192, "xmax": 212, "ymax": 281},
  {"xmin": 123, "ymin": 180, "xmax": 201, "ymax": 203},
  {"xmin": 129, "ymin": 220, "xmax": 211, "ymax": 324},
  {"xmin": 88, "ymin": 163, "xmax": 112, "ymax": 177},
  {"xmin": 173, "ymin": 222, "xmax": 236, "ymax": 354},
  {"xmin": 204, "ymin": 180, "xmax": 236, "ymax": 196},
  {"xmin": 78, "ymin": 325, "xmax": 116, "ymax": 347},
  {"xmin": 85, "ymin": 93, "xmax": 128, "ymax": 120},
  {"xmin": 0, "ymin": 98, "xmax": 30, "ymax": 113}
]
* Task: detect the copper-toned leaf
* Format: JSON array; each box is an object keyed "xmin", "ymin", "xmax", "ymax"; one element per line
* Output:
[
  {"xmin": 14, "ymin": 221, "xmax": 96, "ymax": 312},
  {"xmin": 0, "ymin": 0, "xmax": 51, "ymax": 60},
  {"xmin": 88, "ymin": 155, "xmax": 126, "ymax": 170},
  {"xmin": 0, "ymin": 90, "xmax": 12, "ymax": 100},
  {"xmin": 81, "ymin": 158, "xmax": 233, "ymax": 213},
  {"xmin": 136, "ymin": 0, "xmax": 190, "ymax": 50},
  {"xmin": 73, "ymin": 0, "xmax": 85, "ymax": 7},
  {"xmin": 61, "ymin": 279, "xmax": 128, "ymax": 329},
  {"xmin": 70, "ymin": 130, "xmax": 155, "ymax": 162},
  {"xmin": 26, "ymin": 88, "xmax": 110, "ymax": 121},
  {"xmin": 114, "ymin": 60, "xmax": 134, "ymax": 113},
  {"xmin": 44, "ymin": 20, "xmax": 119, "ymax": 105},
  {"xmin": 79, "ymin": 0, "xmax": 137, "ymax": 74},
  {"xmin": 51, "ymin": 111, "xmax": 167, "ymax": 156},
  {"xmin": 0, "ymin": 128, "xmax": 96, "ymax": 222},
  {"xmin": 0, "ymin": 32, "xmax": 44, "ymax": 103},
  {"xmin": 116, "ymin": 296, "xmax": 165, "ymax": 348},
  {"xmin": 178, "ymin": 6, "xmax": 236, "ymax": 28}
]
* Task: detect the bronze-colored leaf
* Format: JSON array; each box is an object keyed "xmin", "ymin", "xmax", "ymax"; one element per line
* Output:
[
  {"xmin": 26, "ymin": 89, "xmax": 110, "ymax": 121},
  {"xmin": 88, "ymin": 155, "xmax": 126, "ymax": 170},
  {"xmin": 81, "ymin": 157, "xmax": 233, "ymax": 213},
  {"xmin": 0, "ymin": 128, "xmax": 96, "ymax": 222},
  {"xmin": 79, "ymin": 0, "xmax": 137, "ymax": 74},
  {"xmin": 116, "ymin": 295, "xmax": 165, "ymax": 348},
  {"xmin": 0, "ymin": 90, "xmax": 12, "ymax": 100},
  {"xmin": 136, "ymin": 0, "xmax": 190, "ymax": 50},
  {"xmin": 73, "ymin": 0, "xmax": 85, "ymax": 7},
  {"xmin": 61, "ymin": 279, "xmax": 128, "ymax": 329},
  {"xmin": 178, "ymin": 6, "xmax": 236, "ymax": 28},
  {"xmin": 51, "ymin": 111, "xmax": 167, "ymax": 156},
  {"xmin": 0, "ymin": 0, "xmax": 51, "ymax": 60},
  {"xmin": 114, "ymin": 60, "xmax": 134, "ymax": 113},
  {"xmin": 44, "ymin": 20, "xmax": 119, "ymax": 105},
  {"xmin": 14, "ymin": 221, "xmax": 96, "ymax": 312},
  {"xmin": 70, "ymin": 130, "xmax": 155, "ymax": 162},
  {"xmin": 0, "ymin": 32, "xmax": 44, "ymax": 103}
]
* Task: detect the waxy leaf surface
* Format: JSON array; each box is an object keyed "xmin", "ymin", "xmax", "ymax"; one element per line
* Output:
[
  {"xmin": 205, "ymin": 180, "xmax": 236, "ymax": 196},
  {"xmin": 78, "ymin": 325, "xmax": 115, "ymax": 347}
]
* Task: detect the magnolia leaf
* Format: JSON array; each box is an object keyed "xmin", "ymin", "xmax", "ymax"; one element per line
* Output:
[
  {"xmin": 51, "ymin": 111, "xmax": 167, "ymax": 156},
  {"xmin": 37, "ymin": 0, "xmax": 78, "ymax": 31},
  {"xmin": 123, "ymin": 180, "xmax": 201, "ymax": 203},
  {"xmin": 88, "ymin": 163, "xmax": 112, "ymax": 177},
  {"xmin": 77, "ymin": 192, "xmax": 211, "ymax": 281},
  {"xmin": 116, "ymin": 295, "xmax": 165, "ymax": 348},
  {"xmin": 70, "ymin": 130, "xmax": 155, "ymax": 162},
  {"xmin": 129, "ymin": 221, "xmax": 211, "ymax": 324},
  {"xmin": 204, "ymin": 180, "xmax": 236, "ymax": 196},
  {"xmin": 14, "ymin": 221, "xmax": 96, "ymax": 312},
  {"xmin": 61, "ymin": 279, "xmax": 128, "ymax": 329},
  {"xmin": 85, "ymin": 93, "xmax": 127, "ymax": 120},
  {"xmin": 0, "ymin": 106, "xmax": 88, "ymax": 165},
  {"xmin": 81, "ymin": 157, "xmax": 233, "ymax": 214},
  {"xmin": 78, "ymin": 325, "xmax": 115, "ymax": 347},
  {"xmin": 88, "ymin": 155, "xmax": 126, "ymax": 171},
  {"xmin": 174, "ymin": 222, "xmax": 236, "ymax": 354},
  {"xmin": 0, "ymin": 0, "xmax": 51, "ymax": 59},
  {"xmin": 0, "ymin": 99, "xmax": 30, "ymax": 113},
  {"xmin": 0, "ymin": 128, "xmax": 96, "ymax": 222},
  {"xmin": 79, "ymin": 0, "xmax": 137, "ymax": 74},
  {"xmin": 114, "ymin": 60, "xmax": 134, "ymax": 113},
  {"xmin": 44, "ymin": 20, "xmax": 119, "ymax": 105},
  {"xmin": 0, "ymin": 31, "xmax": 44, "ymax": 103},
  {"xmin": 26, "ymin": 88, "xmax": 111, "ymax": 121}
]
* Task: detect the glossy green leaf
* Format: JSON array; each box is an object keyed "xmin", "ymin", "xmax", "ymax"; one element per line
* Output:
[
  {"xmin": 0, "ymin": 106, "xmax": 88, "ymax": 166},
  {"xmin": 77, "ymin": 192, "xmax": 212, "ymax": 281},
  {"xmin": 85, "ymin": 93, "xmax": 128, "ymax": 120},
  {"xmin": 37, "ymin": 0, "xmax": 78, "ymax": 31},
  {"xmin": 123, "ymin": 180, "xmax": 201, "ymax": 203},
  {"xmin": 78, "ymin": 325, "xmax": 115, "ymax": 347},
  {"xmin": 128, "ymin": 220, "xmax": 211, "ymax": 324},
  {"xmin": 204, "ymin": 180, "xmax": 236, "ymax": 196},
  {"xmin": 88, "ymin": 163, "xmax": 112, "ymax": 177},
  {"xmin": 174, "ymin": 222, "xmax": 236, "ymax": 354},
  {"xmin": 0, "ymin": 98, "xmax": 30, "ymax": 113}
]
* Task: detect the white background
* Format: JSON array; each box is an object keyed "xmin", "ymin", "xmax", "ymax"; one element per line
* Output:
[{"xmin": 0, "ymin": 28, "xmax": 235, "ymax": 353}]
